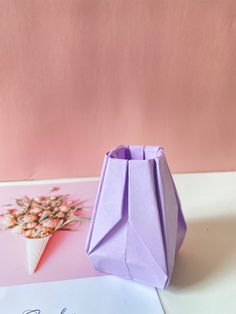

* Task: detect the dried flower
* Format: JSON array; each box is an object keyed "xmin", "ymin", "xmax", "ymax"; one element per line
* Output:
[
  {"xmin": 59, "ymin": 205, "xmax": 69, "ymax": 213},
  {"xmin": 0, "ymin": 214, "xmax": 17, "ymax": 229},
  {"xmin": 26, "ymin": 222, "xmax": 37, "ymax": 229},
  {"xmin": 41, "ymin": 218, "xmax": 59, "ymax": 229},
  {"xmin": 0, "ymin": 193, "xmax": 86, "ymax": 239},
  {"xmin": 55, "ymin": 212, "xmax": 65, "ymax": 219},
  {"xmin": 30, "ymin": 207, "xmax": 43, "ymax": 214},
  {"xmin": 17, "ymin": 214, "xmax": 38, "ymax": 224}
]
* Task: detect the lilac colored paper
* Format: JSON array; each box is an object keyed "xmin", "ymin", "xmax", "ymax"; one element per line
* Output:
[{"xmin": 86, "ymin": 145, "xmax": 187, "ymax": 289}]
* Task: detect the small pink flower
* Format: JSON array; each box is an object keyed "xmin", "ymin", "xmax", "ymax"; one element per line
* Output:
[
  {"xmin": 60, "ymin": 206, "xmax": 69, "ymax": 213},
  {"xmin": 26, "ymin": 222, "xmax": 37, "ymax": 229},
  {"xmin": 44, "ymin": 199, "xmax": 51, "ymax": 206},
  {"xmin": 18, "ymin": 214, "xmax": 38, "ymax": 224},
  {"xmin": 30, "ymin": 207, "xmax": 42, "ymax": 214},
  {"xmin": 31, "ymin": 225, "xmax": 51, "ymax": 238},
  {"xmin": 0, "ymin": 214, "xmax": 17, "ymax": 228},
  {"xmin": 53, "ymin": 207, "xmax": 60, "ymax": 213},
  {"xmin": 41, "ymin": 218, "xmax": 59, "ymax": 229},
  {"xmin": 34, "ymin": 196, "xmax": 46, "ymax": 202},
  {"xmin": 55, "ymin": 212, "xmax": 65, "ymax": 218},
  {"xmin": 38, "ymin": 229, "xmax": 51, "ymax": 238},
  {"xmin": 25, "ymin": 229, "xmax": 33, "ymax": 238},
  {"xmin": 39, "ymin": 210, "xmax": 51, "ymax": 220}
]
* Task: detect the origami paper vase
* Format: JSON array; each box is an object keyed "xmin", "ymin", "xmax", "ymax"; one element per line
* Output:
[{"xmin": 86, "ymin": 145, "xmax": 187, "ymax": 289}]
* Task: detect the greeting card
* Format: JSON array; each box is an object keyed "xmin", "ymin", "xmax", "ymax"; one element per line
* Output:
[
  {"xmin": 0, "ymin": 179, "xmax": 164, "ymax": 313},
  {"xmin": 0, "ymin": 179, "xmax": 100, "ymax": 287}
]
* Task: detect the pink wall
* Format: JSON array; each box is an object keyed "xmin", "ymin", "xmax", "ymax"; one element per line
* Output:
[{"xmin": 0, "ymin": 1, "xmax": 235, "ymax": 181}]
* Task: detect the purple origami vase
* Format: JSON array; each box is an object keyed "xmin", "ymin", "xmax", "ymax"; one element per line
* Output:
[{"xmin": 86, "ymin": 145, "xmax": 187, "ymax": 289}]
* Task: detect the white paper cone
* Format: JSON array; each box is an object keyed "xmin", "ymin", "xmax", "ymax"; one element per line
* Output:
[{"xmin": 25, "ymin": 236, "xmax": 51, "ymax": 275}]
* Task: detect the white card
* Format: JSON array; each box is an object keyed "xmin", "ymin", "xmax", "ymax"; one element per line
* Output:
[{"xmin": 0, "ymin": 276, "xmax": 164, "ymax": 314}]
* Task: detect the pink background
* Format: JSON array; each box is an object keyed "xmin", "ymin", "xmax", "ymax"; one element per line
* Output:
[{"xmin": 0, "ymin": 1, "xmax": 236, "ymax": 181}]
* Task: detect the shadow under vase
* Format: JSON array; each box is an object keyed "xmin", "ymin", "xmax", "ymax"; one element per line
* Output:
[{"xmin": 168, "ymin": 214, "xmax": 236, "ymax": 289}]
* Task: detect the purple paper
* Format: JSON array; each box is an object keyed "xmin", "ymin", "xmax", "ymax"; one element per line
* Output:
[{"xmin": 86, "ymin": 145, "xmax": 187, "ymax": 289}]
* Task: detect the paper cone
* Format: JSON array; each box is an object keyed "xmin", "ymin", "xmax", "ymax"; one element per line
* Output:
[{"xmin": 25, "ymin": 236, "xmax": 51, "ymax": 275}]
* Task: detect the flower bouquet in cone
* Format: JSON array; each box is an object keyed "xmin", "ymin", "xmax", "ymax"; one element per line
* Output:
[{"xmin": 0, "ymin": 193, "xmax": 88, "ymax": 274}]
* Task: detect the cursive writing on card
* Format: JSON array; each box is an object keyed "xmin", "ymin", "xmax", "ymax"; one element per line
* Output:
[{"xmin": 22, "ymin": 308, "xmax": 76, "ymax": 314}]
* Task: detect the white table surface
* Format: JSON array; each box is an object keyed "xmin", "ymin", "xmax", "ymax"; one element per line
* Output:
[{"xmin": 158, "ymin": 171, "xmax": 236, "ymax": 314}]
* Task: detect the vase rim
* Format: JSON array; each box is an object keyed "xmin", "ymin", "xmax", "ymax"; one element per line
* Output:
[{"xmin": 106, "ymin": 145, "xmax": 164, "ymax": 161}]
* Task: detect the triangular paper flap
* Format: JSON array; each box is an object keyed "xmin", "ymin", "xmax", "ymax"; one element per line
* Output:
[
  {"xmin": 128, "ymin": 159, "xmax": 168, "ymax": 275},
  {"xmin": 174, "ymin": 183, "xmax": 187, "ymax": 251},
  {"xmin": 155, "ymin": 154, "xmax": 179, "ymax": 276},
  {"xmin": 87, "ymin": 157, "xmax": 128, "ymax": 253},
  {"xmin": 144, "ymin": 146, "xmax": 163, "ymax": 160},
  {"xmin": 86, "ymin": 154, "xmax": 109, "ymax": 251},
  {"xmin": 126, "ymin": 224, "xmax": 168, "ymax": 288},
  {"xmin": 89, "ymin": 211, "xmax": 131, "ymax": 279}
]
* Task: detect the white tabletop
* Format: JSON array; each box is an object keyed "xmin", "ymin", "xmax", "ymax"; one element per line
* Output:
[{"xmin": 158, "ymin": 171, "xmax": 236, "ymax": 314}]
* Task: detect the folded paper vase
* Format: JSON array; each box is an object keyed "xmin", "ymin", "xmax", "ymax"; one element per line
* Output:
[
  {"xmin": 25, "ymin": 235, "xmax": 51, "ymax": 275},
  {"xmin": 86, "ymin": 145, "xmax": 187, "ymax": 289}
]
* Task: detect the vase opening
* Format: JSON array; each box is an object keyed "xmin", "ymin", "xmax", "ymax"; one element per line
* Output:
[{"xmin": 108, "ymin": 145, "xmax": 163, "ymax": 161}]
